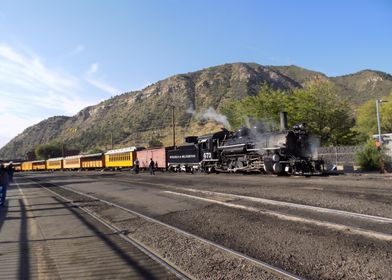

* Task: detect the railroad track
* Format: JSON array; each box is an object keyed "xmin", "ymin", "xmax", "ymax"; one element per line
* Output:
[{"xmin": 24, "ymin": 176, "xmax": 304, "ymax": 280}]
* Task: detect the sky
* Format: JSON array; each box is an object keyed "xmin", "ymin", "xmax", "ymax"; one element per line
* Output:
[{"xmin": 0, "ymin": 0, "xmax": 391, "ymax": 148}]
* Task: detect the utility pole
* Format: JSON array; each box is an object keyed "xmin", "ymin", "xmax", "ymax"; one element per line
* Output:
[
  {"xmin": 110, "ymin": 131, "xmax": 113, "ymax": 150},
  {"xmin": 172, "ymin": 105, "xmax": 176, "ymax": 147},
  {"xmin": 62, "ymin": 141, "xmax": 65, "ymax": 157},
  {"xmin": 376, "ymin": 99, "xmax": 387, "ymax": 173},
  {"xmin": 376, "ymin": 99, "xmax": 382, "ymax": 143}
]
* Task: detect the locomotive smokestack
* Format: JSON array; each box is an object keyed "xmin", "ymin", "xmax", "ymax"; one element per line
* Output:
[{"xmin": 280, "ymin": 112, "xmax": 288, "ymax": 131}]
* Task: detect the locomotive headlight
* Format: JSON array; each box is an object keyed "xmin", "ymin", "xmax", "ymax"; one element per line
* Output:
[{"xmin": 272, "ymin": 154, "xmax": 280, "ymax": 162}]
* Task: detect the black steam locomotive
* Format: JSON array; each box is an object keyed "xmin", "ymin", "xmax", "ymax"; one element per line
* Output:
[{"xmin": 167, "ymin": 112, "xmax": 324, "ymax": 175}]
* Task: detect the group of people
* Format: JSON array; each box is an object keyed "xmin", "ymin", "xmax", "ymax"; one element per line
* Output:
[
  {"xmin": 0, "ymin": 163, "xmax": 14, "ymax": 207},
  {"xmin": 133, "ymin": 158, "xmax": 158, "ymax": 175}
]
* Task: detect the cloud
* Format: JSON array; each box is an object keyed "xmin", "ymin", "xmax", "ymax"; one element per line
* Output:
[
  {"xmin": 85, "ymin": 78, "xmax": 120, "ymax": 96},
  {"xmin": 0, "ymin": 112, "xmax": 41, "ymax": 148},
  {"xmin": 65, "ymin": 44, "xmax": 85, "ymax": 57},
  {"xmin": 87, "ymin": 62, "xmax": 99, "ymax": 75},
  {"xmin": 0, "ymin": 43, "xmax": 91, "ymax": 114},
  {"xmin": 85, "ymin": 62, "xmax": 121, "ymax": 96},
  {"xmin": 0, "ymin": 43, "xmax": 95, "ymax": 148}
]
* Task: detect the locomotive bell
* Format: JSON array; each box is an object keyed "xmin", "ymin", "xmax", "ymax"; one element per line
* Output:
[{"xmin": 280, "ymin": 112, "xmax": 288, "ymax": 131}]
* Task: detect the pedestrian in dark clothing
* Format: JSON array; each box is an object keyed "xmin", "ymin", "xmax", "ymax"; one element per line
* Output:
[
  {"xmin": 149, "ymin": 159, "xmax": 155, "ymax": 175},
  {"xmin": 133, "ymin": 159, "xmax": 140, "ymax": 174},
  {"xmin": 0, "ymin": 164, "xmax": 9, "ymax": 207},
  {"xmin": 155, "ymin": 161, "xmax": 158, "ymax": 171},
  {"xmin": 7, "ymin": 163, "xmax": 14, "ymax": 183}
]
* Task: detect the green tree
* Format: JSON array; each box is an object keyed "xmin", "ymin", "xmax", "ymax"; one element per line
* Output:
[
  {"xmin": 222, "ymin": 81, "xmax": 356, "ymax": 146},
  {"xmin": 86, "ymin": 147, "xmax": 104, "ymax": 154},
  {"xmin": 356, "ymin": 90, "xmax": 392, "ymax": 139},
  {"xmin": 290, "ymin": 81, "xmax": 356, "ymax": 145},
  {"xmin": 148, "ymin": 138, "xmax": 163, "ymax": 148},
  {"xmin": 35, "ymin": 142, "xmax": 62, "ymax": 160}
]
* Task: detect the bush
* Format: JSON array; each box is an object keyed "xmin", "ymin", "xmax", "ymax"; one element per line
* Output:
[
  {"xmin": 356, "ymin": 139, "xmax": 389, "ymax": 171},
  {"xmin": 35, "ymin": 142, "xmax": 62, "ymax": 160},
  {"xmin": 148, "ymin": 138, "xmax": 163, "ymax": 148}
]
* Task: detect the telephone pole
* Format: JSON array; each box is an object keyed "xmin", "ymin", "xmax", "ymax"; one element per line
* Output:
[
  {"xmin": 376, "ymin": 99, "xmax": 387, "ymax": 173},
  {"xmin": 110, "ymin": 131, "xmax": 113, "ymax": 150},
  {"xmin": 172, "ymin": 105, "xmax": 176, "ymax": 147}
]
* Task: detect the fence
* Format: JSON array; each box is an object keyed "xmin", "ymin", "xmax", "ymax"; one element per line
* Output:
[{"xmin": 318, "ymin": 146, "xmax": 363, "ymax": 171}]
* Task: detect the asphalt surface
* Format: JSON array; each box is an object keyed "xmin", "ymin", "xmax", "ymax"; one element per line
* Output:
[{"xmin": 6, "ymin": 171, "xmax": 392, "ymax": 279}]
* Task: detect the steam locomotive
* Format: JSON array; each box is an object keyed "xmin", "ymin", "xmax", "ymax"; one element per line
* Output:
[{"xmin": 167, "ymin": 112, "xmax": 324, "ymax": 175}]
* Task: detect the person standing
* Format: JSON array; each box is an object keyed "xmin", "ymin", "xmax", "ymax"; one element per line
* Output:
[
  {"xmin": 133, "ymin": 159, "xmax": 140, "ymax": 174},
  {"xmin": 7, "ymin": 162, "xmax": 14, "ymax": 183},
  {"xmin": 0, "ymin": 164, "xmax": 9, "ymax": 207},
  {"xmin": 149, "ymin": 158, "xmax": 155, "ymax": 175}
]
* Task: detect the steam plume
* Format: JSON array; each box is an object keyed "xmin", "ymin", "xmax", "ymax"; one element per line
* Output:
[{"xmin": 186, "ymin": 106, "xmax": 231, "ymax": 129}]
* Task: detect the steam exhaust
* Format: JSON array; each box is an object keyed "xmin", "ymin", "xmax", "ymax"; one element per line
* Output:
[{"xmin": 280, "ymin": 112, "xmax": 288, "ymax": 131}]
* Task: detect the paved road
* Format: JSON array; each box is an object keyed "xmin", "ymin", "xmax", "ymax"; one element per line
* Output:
[{"xmin": 8, "ymin": 171, "xmax": 392, "ymax": 279}]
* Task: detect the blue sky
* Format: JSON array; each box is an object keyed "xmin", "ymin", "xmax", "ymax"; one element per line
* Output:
[{"xmin": 0, "ymin": 0, "xmax": 391, "ymax": 148}]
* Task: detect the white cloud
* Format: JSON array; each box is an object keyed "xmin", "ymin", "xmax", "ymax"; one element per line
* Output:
[
  {"xmin": 85, "ymin": 62, "xmax": 121, "ymax": 96},
  {"xmin": 68, "ymin": 44, "xmax": 85, "ymax": 56},
  {"xmin": 85, "ymin": 78, "xmax": 120, "ymax": 96},
  {"xmin": 0, "ymin": 43, "xmax": 90, "ymax": 114},
  {"xmin": 0, "ymin": 112, "xmax": 41, "ymax": 148},
  {"xmin": 0, "ymin": 43, "xmax": 95, "ymax": 148},
  {"xmin": 88, "ymin": 62, "xmax": 99, "ymax": 75}
]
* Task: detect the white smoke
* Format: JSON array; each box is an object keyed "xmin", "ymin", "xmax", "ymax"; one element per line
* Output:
[
  {"xmin": 186, "ymin": 106, "xmax": 196, "ymax": 115},
  {"xmin": 186, "ymin": 105, "xmax": 231, "ymax": 129},
  {"xmin": 308, "ymin": 135, "xmax": 320, "ymax": 159}
]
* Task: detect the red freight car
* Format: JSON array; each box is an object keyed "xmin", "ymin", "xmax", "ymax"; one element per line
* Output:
[{"xmin": 136, "ymin": 147, "xmax": 169, "ymax": 171}]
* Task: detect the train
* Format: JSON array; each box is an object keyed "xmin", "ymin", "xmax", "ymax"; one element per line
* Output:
[{"xmin": 12, "ymin": 112, "xmax": 324, "ymax": 176}]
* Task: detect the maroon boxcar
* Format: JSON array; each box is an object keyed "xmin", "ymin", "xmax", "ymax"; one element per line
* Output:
[{"xmin": 136, "ymin": 147, "xmax": 168, "ymax": 171}]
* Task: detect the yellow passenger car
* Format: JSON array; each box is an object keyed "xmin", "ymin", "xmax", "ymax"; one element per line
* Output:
[
  {"xmin": 32, "ymin": 160, "xmax": 46, "ymax": 171},
  {"xmin": 13, "ymin": 162, "xmax": 22, "ymax": 171},
  {"xmin": 21, "ymin": 161, "xmax": 33, "ymax": 171},
  {"xmin": 63, "ymin": 155, "xmax": 81, "ymax": 170},
  {"xmin": 104, "ymin": 147, "xmax": 137, "ymax": 168},
  {"xmin": 46, "ymin": 157, "xmax": 63, "ymax": 170},
  {"xmin": 81, "ymin": 153, "xmax": 105, "ymax": 169}
]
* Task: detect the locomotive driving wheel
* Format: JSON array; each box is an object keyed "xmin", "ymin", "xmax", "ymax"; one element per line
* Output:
[{"xmin": 263, "ymin": 158, "xmax": 275, "ymax": 174}]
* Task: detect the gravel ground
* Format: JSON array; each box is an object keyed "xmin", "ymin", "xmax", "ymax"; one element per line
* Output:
[
  {"xmin": 158, "ymin": 204, "xmax": 392, "ymax": 280},
  {"xmin": 114, "ymin": 173, "xmax": 392, "ymax": 218}
]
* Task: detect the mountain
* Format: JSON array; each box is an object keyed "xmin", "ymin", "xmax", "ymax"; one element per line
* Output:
[
  {"xmin": 1, "ymin": 63, "xmax": 392, "ymax": 159},
  {"xmin": 330, "ymin": 70, "xmax": 392, "ymax": 104},
  {"xmin": 270, "ymin": 65, "xmax": 328, "ymax": 85}
]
